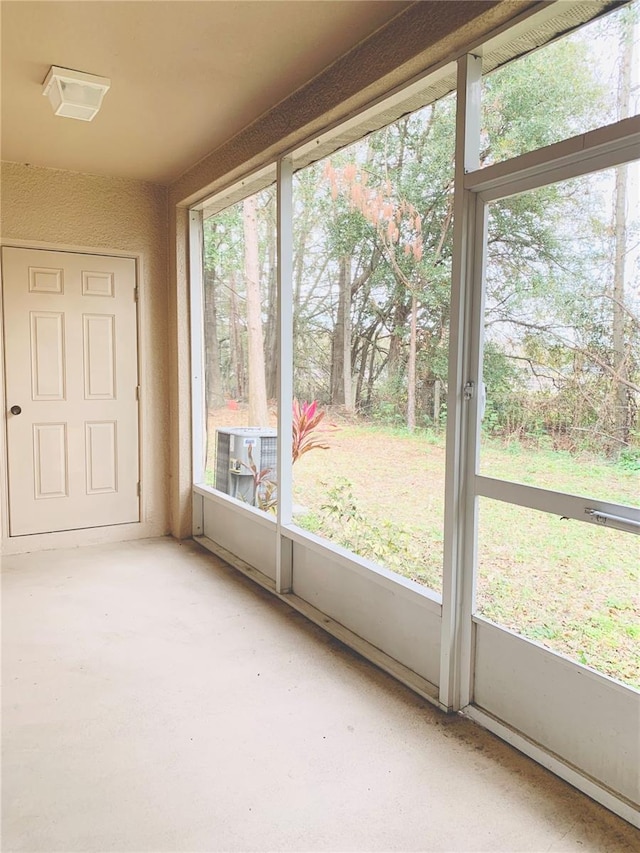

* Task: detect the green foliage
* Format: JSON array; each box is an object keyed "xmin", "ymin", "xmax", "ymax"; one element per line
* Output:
[
  {"xmin": 617, "ymin": 446, "xmax": 640, "ymax": 472},
  {"xmin": 482, "ymin": 38, "xmax": 609, "ymax": 163},
  {"xmin": 481, "ymin": 342, "xmax": 526, "ymax": 437},
  {"xmin": 483, "ymin": 164, "xmax": 640, "ymax": 455},
  {"xmin": 314, "ymin": 478, "xmax": 413, "ymax": 573},
  {"xmin": 204, "ymin": 8, "xmax": 638, "ymax": 462},
  {"xmin": 369, "ymin": 373, "xmax": 407, "ymax": 425}
]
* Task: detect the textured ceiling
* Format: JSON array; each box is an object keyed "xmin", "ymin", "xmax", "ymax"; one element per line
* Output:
[{"xmin": 0, "ymin": 0, "xmax": 410, "ymax": 185}]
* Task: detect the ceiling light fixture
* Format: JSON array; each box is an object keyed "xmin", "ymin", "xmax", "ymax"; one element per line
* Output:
[{"xmin": 42, "ymin": 66, "xmax": 110, "ymax": 121}]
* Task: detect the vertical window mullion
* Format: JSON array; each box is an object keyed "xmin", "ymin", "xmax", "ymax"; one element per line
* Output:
[
  {"xmin": 276, "ymin": 156, "xmax": 294, "ymax": 592},
  {"xmin": 189, "ymin": 208, "xmax": 206, "ymax": 491},
  {"xmin": 440, "ymin": 53, "xmax": 482, "ymax": 712}
]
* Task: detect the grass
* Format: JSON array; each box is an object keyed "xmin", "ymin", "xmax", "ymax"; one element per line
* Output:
[
  {"xmin": 480, "ymin": 438, "xmax": 637, "ymax": 505},
  {"xmin": 207, "ymin": 411, "xmax": 639, "ymax": 689},
  {"xmin": 476, "ymin": 499, "xmax": 638, "ymax": 686}
]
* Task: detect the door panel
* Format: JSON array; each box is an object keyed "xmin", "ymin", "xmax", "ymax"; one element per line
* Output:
[
  {"xmin": 33, "ymin": 422, "xmax": 68, "ymax": 499},
  {"xmin": 2, "ymin": 247, "xmax": 139, "ymax": 536},
  {"xmin": 467, "ymin": 162, "xmax": 640, "ymax": 808},
  {"xmin": 30, "ymin": 311, "xmax": 66, "ymax": 399},
  {"xmin": 83, "ymin": 313, "xmax": 116, "ymax": 399},
  {"xmin": 85, "ymin": 421, "xmax": 118, "ymax": 494}
]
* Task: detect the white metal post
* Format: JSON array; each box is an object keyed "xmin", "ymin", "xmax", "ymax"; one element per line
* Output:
[
  {"xmin": 189, "ymin": 208, "xmax": 206, "ymax": 490},
  {"xmin": 459, "ymin": 195, "xmax": 488, "ymax": 708},
  {"xmin": 276, "ymin": 157, "xmax": 294, "ymax": 592},
  {"xmin": 192, "ymin": 491, "xmax": 204, "ymax": 537},
  {"xmin": 439, "ymin": 53, "xmax": 482, "ymax": 712}
]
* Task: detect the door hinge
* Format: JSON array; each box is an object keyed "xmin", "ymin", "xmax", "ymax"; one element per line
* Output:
[
  {"xmin": 134, "ymin": 286, "xmax": 139, "ymax": 302},
  {"xmin": 135, "ymin": 385, "xmax": 141, "ymax": 401},
  {"xmin": 137, "ymin": 481, "xmax": 141, "ymax": 497}
]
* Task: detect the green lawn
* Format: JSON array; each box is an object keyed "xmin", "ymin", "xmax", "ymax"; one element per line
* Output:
[{"xmin": 291, "ymin": 424, "xmax": 639, "ymax": 688}]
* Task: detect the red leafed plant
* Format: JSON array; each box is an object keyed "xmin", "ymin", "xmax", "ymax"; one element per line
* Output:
[{"xmin": 292, "ymin": 399, "xmax": 330, "ymax": 463}]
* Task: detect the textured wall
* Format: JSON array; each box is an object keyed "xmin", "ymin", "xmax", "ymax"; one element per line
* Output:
[{"xmin": 0, "ymin": 162, "xmax": 169, "ymax": 543}]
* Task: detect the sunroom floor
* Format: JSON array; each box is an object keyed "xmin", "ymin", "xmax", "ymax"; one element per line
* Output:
[{"xmin": 2, "ymin": 537, "xmax": 638, "ymax": 852}]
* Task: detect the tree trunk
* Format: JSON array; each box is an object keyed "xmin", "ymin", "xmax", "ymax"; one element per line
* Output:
[
  {"xmin": 612, "ymin": 16, "xmax": 633, "ymax": 449},
  {"xmin": 243, "ymin": 197, "xmax": 269, "ymax": 426},
  {"xmin": 355, "ymin": 320, "xmax": 381, "ymax": 409},
  {"xmin": 366, "ymin": 338, "xmax": 378, "ymax": 408},
  {"xmin": 330, "ymin": 329, "xmax": 343, "ymax": 407},
  {"xmin": 331, "ymin": 254, "xmax": 353, "ymax": 409},
  {"xmin": 612, "ymin": 163, "xmax": 629, "ymax": 448},
  {"xmin": 228, "ymin": 272, "xmax": 240, "ymax": 399},
  {"xmin": 433, "ymin": 379, "xmax": 441, "ymax": 428},
  {"xmin": 204, "ymin": 267, "xmax": 224, "ymax": 411},
  {"xmin": 264, "ymin": 216, "xmax": 278, "ymax": 401},
  {"xmin": 342, "ymin": 256, "xmax": 353, "ymax": 411},
  {"xmin": 355, "ymin": 338, "xmax": 368, "ymax": 410},
  {"xmin": 387, "ymin": 298, "xmax": 410, "ymax": 383},
  {"xmin": 407, "ymin": 293, "xmax": 417, "ymax": 431}
]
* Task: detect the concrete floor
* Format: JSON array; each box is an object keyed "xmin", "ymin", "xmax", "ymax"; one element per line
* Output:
[{"xmin": 2, "ymin": 537, "xmax": 639, "ymax": 853}]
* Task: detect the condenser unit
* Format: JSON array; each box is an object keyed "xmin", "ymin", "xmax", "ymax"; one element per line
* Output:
[{"xmin": 214, "ymin": 427, "xmax": 277, "ymax": 505}]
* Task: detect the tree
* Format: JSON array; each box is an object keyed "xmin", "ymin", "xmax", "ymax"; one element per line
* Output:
[
  {"xmin": 203, "ymin": 225, "xmax": 224, "ymax": 410},
  {"xmin": 611, "ymin": 8, "xmax": 636, "ymax": 448},
  {"xmin": 320, "ymin": 101, "xmax": 455, "ymax": 429},
  {"xmin": 479, "ymin": 13, "xmax": 640, "ymax": 456},
  {"xmin": 204, "ymin": 10, "xmax": 639, "ymax": 458},
  {"xmin": 204, "ymin": 210, "xmax": 245, "ymax": 405},
  {"xmin": 263, "ymin": 209, "xmax": 278, "ymax": 401},
  {"xmin": 243, "ymin": 195, "xmax": 269, "ymax": 426}
]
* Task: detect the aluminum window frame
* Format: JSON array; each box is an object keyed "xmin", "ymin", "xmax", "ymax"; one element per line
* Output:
[{"xmin": 188, "ymin": 1, "xmax": 640, "ymax": 826}]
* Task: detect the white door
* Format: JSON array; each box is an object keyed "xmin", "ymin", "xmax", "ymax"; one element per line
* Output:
[{"xmin": 2, "ymin": 247, "xmax": 140, "ymax": 536}]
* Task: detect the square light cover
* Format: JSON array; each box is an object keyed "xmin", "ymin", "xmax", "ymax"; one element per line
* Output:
[{"xmin": 43, "ymin": 66, "xmax": 110, "ymax": 121}]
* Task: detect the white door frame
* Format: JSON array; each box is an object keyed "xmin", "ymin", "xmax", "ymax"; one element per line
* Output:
[{"xmin": 0, "ymin": 239, "xmax": 147, "ymax": 554}]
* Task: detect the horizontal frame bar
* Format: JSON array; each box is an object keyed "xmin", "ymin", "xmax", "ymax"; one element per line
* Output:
[
  {"xmin": 282, "ymin": 521, "xmax": 443, "ymax": 611},
  {"xmin": 475, "ymin": 475, "xmax": 640, "ymax": 534},
  {"xmin": 193, "ymin": 483, "xmax": 277, "ymax": 531},
  {"xmin": 465, "ymin": 115, "xmax": 640, "ymax": 201}
]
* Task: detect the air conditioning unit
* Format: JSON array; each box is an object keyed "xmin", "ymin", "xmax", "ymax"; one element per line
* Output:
[{"xmin": 214, "ymin": 427, "xmax": 277, "ymax": 505}]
